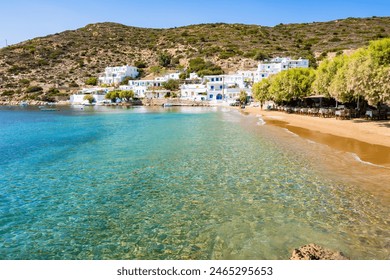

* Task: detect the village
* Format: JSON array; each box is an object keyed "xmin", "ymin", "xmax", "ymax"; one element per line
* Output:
[{"xmin": 70, "ymin": 57, "xmax": 309, "ymax": 105}]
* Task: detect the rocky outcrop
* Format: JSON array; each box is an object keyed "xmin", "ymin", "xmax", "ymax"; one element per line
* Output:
[{"xmin": 290, "ymin": 243, "xmax": 349, "ymax": 260}]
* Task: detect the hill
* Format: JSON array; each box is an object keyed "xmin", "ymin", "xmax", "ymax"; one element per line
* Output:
[{"xmin": 0, "ymin": 16, "xmax": 389, "ymax": 101}]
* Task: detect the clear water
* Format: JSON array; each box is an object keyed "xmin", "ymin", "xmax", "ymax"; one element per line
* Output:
[{"xmin": 0, "ymin": 106, "xmax": 389, "ymax": 260}]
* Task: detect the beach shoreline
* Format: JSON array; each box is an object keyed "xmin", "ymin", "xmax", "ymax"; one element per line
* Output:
[
  {"xmin": 240, "ymin": 106, "xmax": 390, "ymax": 168},
  {"xmin": 243, "ymin": 107, "xmax": 390, "ymax": 147}
]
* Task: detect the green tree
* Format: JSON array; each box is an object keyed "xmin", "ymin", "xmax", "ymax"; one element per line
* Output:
[
  {"xmin": 158, "ymin": 52, "xmax": 172, "ymax": 67},
  {"xmin": 83, "ymin": 94, "xmax": 95, "ymax": 104},
  {"xmin": 179, "ymin": 72, "xmax": 188, "ymax": 80},
  {"xmin": 188, "ymin": 58, "xmax": 224, "ymax": 77},
  {"xmin": 26, "ymin": 86, "xmax": 43, "ymax": 93},
  {"xmin": 346, "ymin": 38, "xmax": 390, "ymax": 105},
  {"xmin": 134, "ymin": 61, "xmax": 147, "ymax": 68},
  {"xmin": 150, "ymin": 65, "xmax": 163, "ymax": 75},
  {"xmin": 329, "ymin": 59, "xmax": 352, "ymax": 103},
  {"xmin": 239, "ymin": 90, "xmax": 248, "ymax": 104},
  {"xmin": 312, "ymin": 55, "xmax": 345, "ymax": 96},
  {"xmin": 252, "ymin": 78, "xmax": 271, "ymax": 108},
  {"xmin": 253, "ymin": 50, "xmax": 268, "ymax": 61},
  {"xmin": 105, "ymin": 90, "xmax": 120, "ymax": 102},
  {"xmin": 119, "ymin": 90, "xmax": 135, "ymax": 101},
  {"xmin": 68, "ymin": 81, "xmax": 79, "ymax": 88},
  {"xmin": 367, "ymin": 37, "xmax": 390, "ymax": 66},
  {"xmin": 19, "ymin": 79, "xmax": 30, "ymax": 87},
  {"xmin": 345, "ymin": 48, "xmax": 369, "ymax": 104},
  {"xmin": 120, "ymin": 76, "xmax": 133, "ymax": 85},
  {"xmin": 269, "ymin": 68, "xmax": 315, "ymax": 103},
  {"xmin": 313, "ymin": 38, "xmax": 389, "ymax": 105},
  {"xmin": 85, "ymin": 77, "xmax": 98, "ymax": 86},
  {"xmin": 162, "ymin": 79, "xmax": 180, "ymax": 91},
  {"xmin": 46, "ymin": 88, "xmax": 60, "ymax": 95}
]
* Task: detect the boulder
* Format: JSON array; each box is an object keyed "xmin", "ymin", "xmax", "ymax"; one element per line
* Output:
[{"xmin": 290, "ymin": 243, "xmax": 349, "ymax": 260}]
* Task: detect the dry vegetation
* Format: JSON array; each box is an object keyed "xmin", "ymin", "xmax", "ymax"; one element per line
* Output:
[{"xmin": 0, "ymin": 16, "xmax": 389, "ymax": 101}]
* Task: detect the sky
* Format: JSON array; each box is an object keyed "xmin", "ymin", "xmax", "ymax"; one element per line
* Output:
[{"xmin": 0, "ymin": 0, "xmax": 389, "ymax": 47}]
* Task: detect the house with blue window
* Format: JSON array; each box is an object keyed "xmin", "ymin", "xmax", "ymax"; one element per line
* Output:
[{"xmin": 203, "ymin": 74, "xmax": 252, "ymax": 102}]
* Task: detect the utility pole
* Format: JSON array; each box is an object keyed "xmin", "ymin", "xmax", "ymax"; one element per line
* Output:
[{"xmin": 5, "ymin": 39, "xmax": 8, "ymax": 47}]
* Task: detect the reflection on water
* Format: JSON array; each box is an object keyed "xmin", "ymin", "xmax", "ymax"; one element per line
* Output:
[{"xmin": 0, "ymin": 106, "xmax": 389, "ymax": 260}]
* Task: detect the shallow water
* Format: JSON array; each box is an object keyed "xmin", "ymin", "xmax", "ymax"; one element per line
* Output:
[
  {"xmin": 0, "ymin": 106, "xmax": 389, "ymax": 259},
  {"xmin": 264, "ymin": 118, "xmax": 390, "ymax": 168}
]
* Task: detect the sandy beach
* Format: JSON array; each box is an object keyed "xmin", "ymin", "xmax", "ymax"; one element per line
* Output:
[{"xmin": 242, "ymin": 106, "xmax": 390, "ymax": 168}]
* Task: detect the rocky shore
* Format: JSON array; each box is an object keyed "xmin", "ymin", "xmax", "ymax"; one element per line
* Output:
[
  {"xmin": 0, "ymin": 98, "xmax": 212, "ymax": 107},
  {"xmin": 0, "ymin": 100, "xmax": 70, "ymax": 106}
]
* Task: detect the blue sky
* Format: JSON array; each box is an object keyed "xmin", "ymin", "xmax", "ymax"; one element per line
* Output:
[{"xmin": 1, "ymin": 0, "xmax": 389, "ymax": 47}]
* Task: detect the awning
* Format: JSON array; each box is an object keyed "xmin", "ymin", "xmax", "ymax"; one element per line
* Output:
[{"xmin": 304, "ymin": 95, "xmax": 326, "ymax": 99}]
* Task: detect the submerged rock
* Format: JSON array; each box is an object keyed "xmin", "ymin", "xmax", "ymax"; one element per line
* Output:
[{"xmin": 290, "ymin": 243, "xmax": 349, "ymax": 260}]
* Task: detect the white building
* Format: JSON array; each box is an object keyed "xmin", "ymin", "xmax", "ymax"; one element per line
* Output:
[
  {"xmin": 189, "ymin": 73, "xmax": 200, "ymax": 80},
  {"xmin": 98, "ymin": 65, "xmax": 138, "ymax": 85},
  {"xmin": 70, "ymin": 87, "xmax": 110, "ymax": 105},
  {"xmin": 180, "ymin": 84, "xmax": 207, "ymax": 100},
  {"xmin": 237, "ymin": 70, "xmax": 256, "ymax": 83},
  {"xmin": 164, "ymin": 72, "xmax": 181, "ymax": 80},
  {"xmin": 203, "ymin": 74, "xmax": 252, "ymax": 102},
  {"xmin": 254, "ymin": 57, "xmax": 309, "ymax": 82}
]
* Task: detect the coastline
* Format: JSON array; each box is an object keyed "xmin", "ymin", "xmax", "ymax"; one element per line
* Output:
[
  {"xmin": 242, "ymin": 106, "xmax": 390, "ymax": 167},
  {"xmin": 243, "ymin": 107, "xmax": 390, "ymax": 147}
]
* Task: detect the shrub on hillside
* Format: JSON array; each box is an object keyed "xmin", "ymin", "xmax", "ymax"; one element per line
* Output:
[
  {"xmin": 26, "ymin": 86, "xmax": 43, "ymax": 93},
  {"xmin": 85, "ymin": 77, "xmax": 98, "ymax": 86}
]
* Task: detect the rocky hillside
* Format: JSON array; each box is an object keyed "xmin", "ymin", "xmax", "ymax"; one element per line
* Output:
[{"xmin": 0, "ymin": 16, "xmax": 389, "ymax": 101}]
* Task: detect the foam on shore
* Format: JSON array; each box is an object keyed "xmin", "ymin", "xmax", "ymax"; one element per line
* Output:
[
  {"xmin": 257, "ymin": 116, "xmax": 266, "ymax": 126},
  {"xmin": 349, "ymin": 153, "xmax": 387, "ymax": 168}
]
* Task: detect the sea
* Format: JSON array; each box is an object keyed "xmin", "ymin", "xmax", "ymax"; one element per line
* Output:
[{"xmin": 0, "ymin": 105, "xmax": 389, "ymax": 260}]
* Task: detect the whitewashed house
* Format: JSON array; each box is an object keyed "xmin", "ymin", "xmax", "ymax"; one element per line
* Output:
[
  {"xmin": 237, "ymin": 70, "xmax": 256, "ymax": 83},
  {"xmin": 119, "ymin": 79, "xmax": 164, "ymax": 98},
  {"xmin": 180, "ymin": 84, "xmax": 207, "ymax": 100},
  {"xmin": 203, "ymin": 74, "xmax": 252, "ymax": 102},
  {"xmin": 254, "ymin": 57, "xmax": 309, "ymax": 82},
  {"xmin": 98, "ymin": 65, "xmax": 138, "ymax": 85},
  {"xmin": 70, "ymin": 88, "xmax": 110, "ymax": 105},
  {"xmin": 164, "ymin": 72, "xmax": 181, "ymax": 80},
  {"xmin": 189, "ymin": 72, "xmax": 201, "ymax": 80},
  {"xmin": 204, "ymin": 75, "xmax": 224, "ymax": 101}
]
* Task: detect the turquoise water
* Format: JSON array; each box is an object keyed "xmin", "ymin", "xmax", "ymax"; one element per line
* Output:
[{"xmin": 0, "ymin": 106, "xmax": 389, "ymax": 259}]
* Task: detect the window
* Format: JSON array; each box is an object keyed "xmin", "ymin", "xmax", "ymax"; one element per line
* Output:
[
  {"xmin": 210, "ymin": 94, "xmax": 214, "ymax": 99},
  {"xmin": 219, "ymin": 85, "xmax": 223, "ymax": 89},
  {"xmin": 211, "ymin": 86, "xmax": 214, "ymax": 90}
]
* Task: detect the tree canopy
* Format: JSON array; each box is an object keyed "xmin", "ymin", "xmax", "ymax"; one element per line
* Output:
[
  {"xmin": 316, "ymin": 38, "xmax": 390, "ymax": 105},
  {"xmin": 252, "ymin": 68, "xmax": 314, "ymax": 104},
  {"xmin": 105, "ymin": 90, "xmax": 134, "ymax": 102},
  {"xmin": 85, "ymin": 77, "xmax": 98, "ymax": 86},
  {"xmin": 253, "ymin": 38, "xmax": 390, "ymax": 106},
  {"xmin": 162, "ymin": 79, "xmax": 180, "ymax": 91},
  {"xmin": 187, "ymin": 58, "xmax": 224, "ymax": 77}
]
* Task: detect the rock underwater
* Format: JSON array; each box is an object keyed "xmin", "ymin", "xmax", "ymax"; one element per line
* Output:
[{"xmin": 290, "ymin": 243, "xmax": 349, "ymax": 260}]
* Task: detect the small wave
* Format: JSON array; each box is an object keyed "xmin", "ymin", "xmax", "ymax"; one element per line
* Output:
[
  {"xmin": 267, "ymin": 115, "xmax": 284, "ymax": 120},
  {"xmin": 350, "ymin": 153, "xmax": 386, "ymax": 168},
  {"xmin": 257, "ymin": 117, "xmax": 266, "ymax": 126},
  {"xmin": 283, "ymin": 128, "xmax": 298, "ymax": 137}
]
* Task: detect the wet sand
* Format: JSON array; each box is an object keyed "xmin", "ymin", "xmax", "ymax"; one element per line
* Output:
[{"xmin": 243, "ymin": 107, "xmax": 390, "ymax": 168}]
